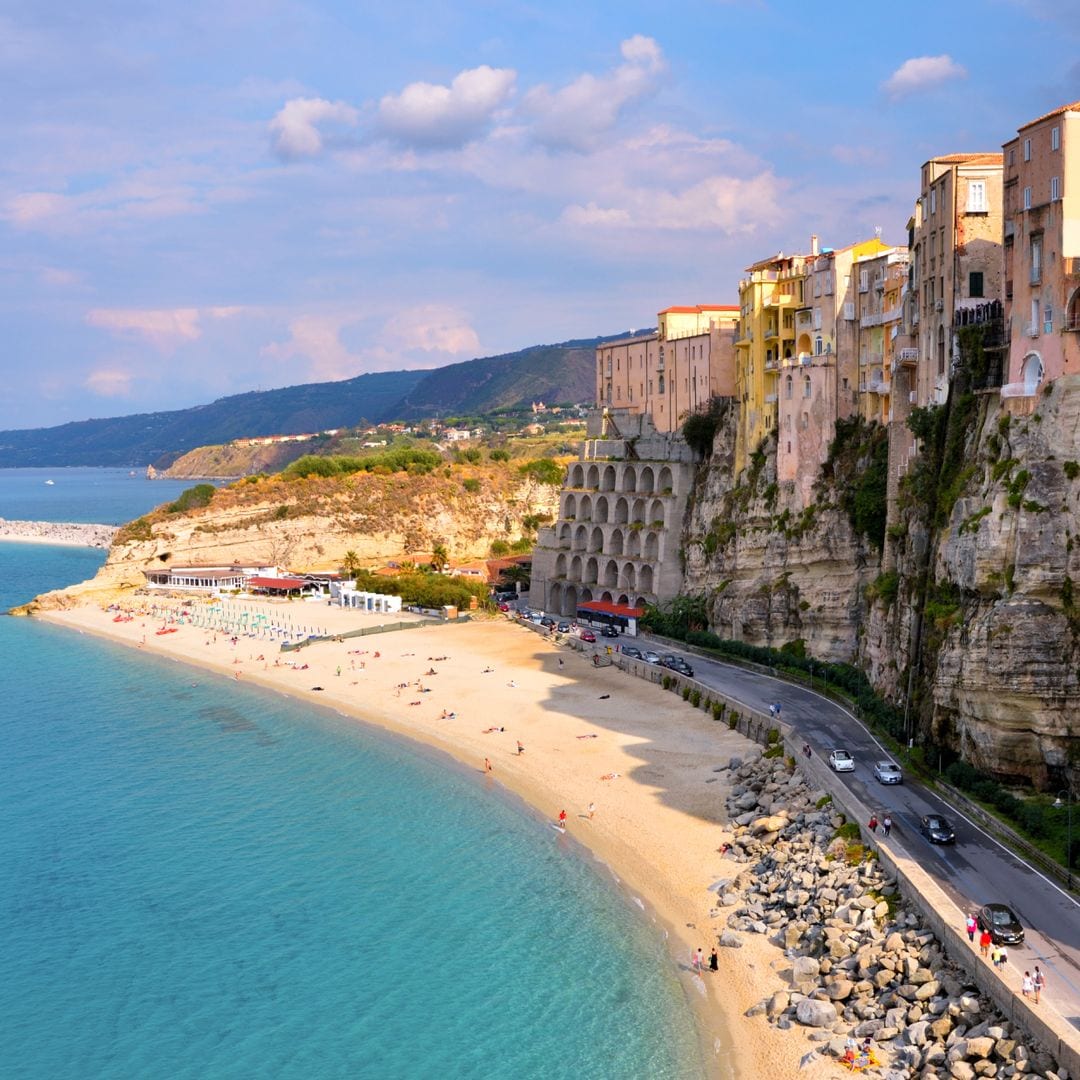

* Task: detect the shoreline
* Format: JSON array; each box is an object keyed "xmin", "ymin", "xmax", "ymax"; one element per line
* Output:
[
  {"xmin": 34, "ymin": 596, "xmax": 841, "ymax": 1080},
  {"xmin": 0, "ymin": 520, "xmax": 118, "ymax": 548}
]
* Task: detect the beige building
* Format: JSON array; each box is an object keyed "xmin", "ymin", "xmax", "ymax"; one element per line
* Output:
[
  {"xmin": 856, "ymin": 248, "xmax": 910, "ymax": 425},
  {"xmin": 595, "ymin": 305, "xmax": 738, "ymax": 433},
  {"xmin": 909, "ymin": 153, "xmax": 1004, "ymax": 405},
  {"xmin": 1002, "ymin": 100, "xmax": 1080, "ymax": 401}
]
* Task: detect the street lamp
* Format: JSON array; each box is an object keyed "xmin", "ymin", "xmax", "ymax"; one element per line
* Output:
[{"xmin": 1054, "ymin": 789, "xmax": 1074, "ymax": 891}]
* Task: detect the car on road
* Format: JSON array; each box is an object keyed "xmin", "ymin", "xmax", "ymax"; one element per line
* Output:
[
  {"xmin": 580, "ymin": 629, "xmax": 596, "ymax": 643},
  {"xmin": 621, "ymin": 645, "xmax": 642, "ymax": 659},
  {"xmin": 920, "ymin": 814, "xmax": 956, "ymax": 844},
  {"xmin": 498, "ymin": 602, "xmax": 511, "ymax": 612},
  {"xmin": 643, "ymin": 651, "xmax": 661, "ymax": 664},
  {"xmin": 669, "ymin": 658, "xmax": 694, "ymax": 677},
  {"xmin": 977, "ymin": 903, "xmax": 1025, "ymax": 945},
  {"xmin": 601, "ymin": 625, "xmax": 619, "ymax": 638},
  {"xmin": 556, "ymin": 621, "xmax": 571, "ymax": 633},
  {"xmin": 873, "ymin": 761, "xmax": 903, "ymax": 784},
  {"xmin": 660, "ymin": 655, "xmax": 679, "ymax": 669},
  {"xmin": 540, "ymin": 616, "xmax": 556, "ymax": 628},
  {"xmin": 828, "ymin": 749, "xmax": 855, "ymax": 772}
]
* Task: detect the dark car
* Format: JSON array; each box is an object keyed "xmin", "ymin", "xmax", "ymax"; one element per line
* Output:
[
  {"xmin": 601, "ymin": 625, "xmax": 619, "ymax": 638},
  {"xmin": 556, "ymin": 621, "xmax": 571, "ymax": 633},
  {"xmin": 670, "ymin": 659, "xmax": 694, "ymax": 677},
  {"xmin": 540, "ymin": 616, "xmax": 556, "ymax": 628},
  {"xmin": 977, "ymin": 903, "xmax": 1025, "ymax": 945},
  {"xmin": 580, "ymin": 629, "xmax": 596, "ymax": 643},
  {"xmin": 621, "ymin": 645, "xmax": 642, "ymax": 659},
  {"xmin": 920, "ymin": 814, "xmax": 956, "ymax": 844},
  {"xmin": 660, "ymin": 655, "xmax": 679, "ymax": 669}
]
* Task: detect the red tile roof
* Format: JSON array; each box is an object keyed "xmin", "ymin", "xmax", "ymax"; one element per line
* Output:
[
  {"xmin": 658, "ymin": 305, "xmax": 739, "ymax": 313},
  {"xmin": 248, "ymin": 576, "xmax": 308, "ymax": 590},
  {"xmin": 1019, "ymin": 100, "xmax": 1080, "ymax": 131},
  {"xmin": 930, "ymin": 152, "xmax": 1003, "ymax": 165}
]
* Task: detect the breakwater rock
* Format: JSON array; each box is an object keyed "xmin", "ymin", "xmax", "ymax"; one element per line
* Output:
[
  {"xmin": 0, "ymin": 519, "xmax": 118, "ymax": 548},
  {"xmin": 716, "ymin": 752, "xmax": 1064, "ymax": 1078}
]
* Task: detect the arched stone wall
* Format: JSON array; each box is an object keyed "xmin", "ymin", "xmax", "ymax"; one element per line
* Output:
[
  {"xmin": 586, "ymin": 464, "xmax": 600, "ymax": 489},
  {"xmin": 638, "ymin": 466, "xmax": 655, "ymax": 493},
  {"xmin": 638, "ymin": 565, "xmax": 654, "ymax": 593},
  {"xmin": 649, "ymin": 499, "xmax": 665, "ymax": 527},
  {"xmin": 625, "ymin": 530, "xmax": 641, "ymax": 558},
  {"xmin": 584, "ymin": 557, "xmax": 599, "ymax": 584},
  {"xmin": 622, "ymin": 465, "xmax": 637, "ymax": 493},
  {"xmin": 570, "ymin": 555, "xmax": 583, "ymax": 581},
  {"xmin": 569, "ymin": 464, "xmax": 585, "ymax": 487},
  {"xmin": 614, "ymin": 497, "xmax": 629, "ymax": 525},
  {"xmin": 658, "ymin": 466, "xmax": 673, "ymax": 493},
  {"xmin": 601, "ymin": 464, "xmax": 617, "ymax": 492},
  {"xmin": 594, "ymin": 496, "xmax": 609, "ymax": 524},
  {"xmin": 573, "ymin": 525, "xmax": 588, "ymax": 551},
  {"xmin": 602, "ymin": 559, "xmax": 619, "ymax": 587},
  {"xmin": 555, "ymin": 553, "xmax": 567, "ymax": 577},
  {"xmin": 589, "ymin": 526, "xmax": 604, "ymax": 553},
  {"xmin": 609, "ymin": 528, "xmax": 624, "ymax": 557},
  {"xmin": 579, "ymin": 494, "xmax": 593, "ymax": 521},
  {"xmin": 644, "ymin": 531, "xmax": 659, "ymax": 559},
  {"xmin": 562, "ymin": 493, "xmax": 577, "ymax": 519},
  {"xmin": 620, "ymin": 563, "xmax": 637, "ymax": 590}
]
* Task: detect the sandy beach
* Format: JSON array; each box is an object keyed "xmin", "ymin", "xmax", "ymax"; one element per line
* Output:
[{"xmin": 38, "ymin": 596, "xmax": 841, "ymax": 1080}]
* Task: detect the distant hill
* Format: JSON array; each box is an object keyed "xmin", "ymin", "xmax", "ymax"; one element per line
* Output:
[{"xmin": 0, "ymin": 333, "xmax": 640, "ymax": 467}]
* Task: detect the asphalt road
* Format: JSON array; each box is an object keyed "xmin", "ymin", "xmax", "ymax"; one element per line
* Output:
[{"xmin": 629, "ymin": 633, "xmax": 1080, "ymax": 1029}]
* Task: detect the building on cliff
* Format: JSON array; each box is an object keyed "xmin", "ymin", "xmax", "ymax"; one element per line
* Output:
[
  {"xmin": 1001, "ymin": 101, "xmax": 1080, "ymax": 404},
  {"xmin": 855, "ymin": 247, "xmax": 910, "ymax": 426},
  {"xmin": 909, "ymin": 153, "xmax": 1004, "ymax": 407},
  {"xmin": 595, "ymin": 305, "xmax": 738, "ymax": 433},
  {"xmin": 529, "ymin": 411, "xmax": 698, "ymax": 618}
]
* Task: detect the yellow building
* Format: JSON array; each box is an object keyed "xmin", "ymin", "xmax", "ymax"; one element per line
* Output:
[{"xmin": 856, "ymin": 249, "xmax": 910, "ymax": 424}]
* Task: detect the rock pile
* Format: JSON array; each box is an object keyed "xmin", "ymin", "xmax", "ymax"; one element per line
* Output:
[{"xmin": 714, "ymin": 750, "xmax": 1065, "ymax": 1079}]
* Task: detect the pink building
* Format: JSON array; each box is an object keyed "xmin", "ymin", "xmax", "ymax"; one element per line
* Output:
[{"xmin": 1002, "ymin": 101, "xmax": 1080, "ymax": 400}]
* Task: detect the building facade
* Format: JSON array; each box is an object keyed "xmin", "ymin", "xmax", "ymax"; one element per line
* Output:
[
  {"xmin": 856, "ymin": 248, "xmax": 910, "ymax": 425},
  {"xmin": 595, "ymin": 305, "xmax": 738, "ymax": 434},
  {"xmin": 1002, "ymin": 101, "xmax": 1080, "ymax": 401},
  {"xmin": 910, "ymin": 153, "xmax": 1004, "ymax": 406}
]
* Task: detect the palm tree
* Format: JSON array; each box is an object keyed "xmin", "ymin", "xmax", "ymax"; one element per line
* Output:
[
  {"xmin": 431, "ymin": 542, "xmax": 450, "ymax": 572},
  {"xmin": 341, "ymin": 550, "xmax": 361, "ymax": 580},
  {"xmin": 499, "ymin": 562, "xmax": 531, "ymax": 592}
]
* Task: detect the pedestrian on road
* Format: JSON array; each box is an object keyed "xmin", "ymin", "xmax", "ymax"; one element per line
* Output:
[
  {"xmin": 991, "ymin": 944, "xmax": 1001, "ymax": 968},
  {"xmin": 966, "ymin": 914, "xmax": 978, "ymax": 942},
  {"xmin": 1022, "ymin": 971, "xmax": 1033, "ymax": 998},
  {"xmin": 769, "ymin": 703, "xmax": 776, "ymax": 718},
  {"xmin": 881, "ymin": 814, "xmax": 892, "ymax": 838},
  {"xmin": 868, "ymin": 814, "xmax": 879, "ymax": 833},
  {"xmin": 979, "ymin": 929, "xmax": 991, "ymax": 957},
  {"xmin": 1033, "ymin": 965, "xmax": 1045, "ymax": 1003}
]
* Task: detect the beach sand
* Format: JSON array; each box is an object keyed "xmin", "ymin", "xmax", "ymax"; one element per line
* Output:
[{"xmin": 39, "ymin": 597, "xmax": 841, "ymax": 1080}]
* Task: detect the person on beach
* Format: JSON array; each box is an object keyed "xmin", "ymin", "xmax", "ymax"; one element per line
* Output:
[
  {"xmin": 484, "ymin": 758, "xmax": 493, "ymax": 774},
  {"xmin": 709, "ymin": 947, "xmax": 718, "ymax": 972},
  {"xmin": 516, "ymin": 741, "xmax": 524, "ymax": 755},
  {"xmin": 1022, "ymin": 971, "xmax": 1033, "ymax": 998},
  {"xmin": 558, "ymin": 809, "xmax": 567, "ymax": 829},
  {"xmin": 587, "ymin": 802, "xmax": 595, "ymax": 820},
  {"xmin": 692, "ymin": 948, "xmax": 703, "ymax": 972},
  {"xmin": 979, "ymin": 929, "xmax": 991, "ymax": 957},
  {"xmin": 881, "ymin": 814, "xmax": 892, "ymax": 837},
  {"xmin": 966, "ymin": 914, "xmax": 977, "ymax": 942}
]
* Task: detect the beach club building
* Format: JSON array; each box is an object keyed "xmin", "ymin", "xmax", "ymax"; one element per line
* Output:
[{"xmin": 144, "ymin": 565, "xmax": 311, "ymax": 594}]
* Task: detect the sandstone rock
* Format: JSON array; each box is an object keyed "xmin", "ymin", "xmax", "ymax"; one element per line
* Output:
[
  {"xmin": 824, "ymin": 978, "xmax": 854, "ymax": 1001},
  {"xmin": 915, "ymin": 978, "xmax": 941, "ymax": 1000},
  {"xmin": 719, "ymin": 930, "xmax": 743, "ymax": 948},
  {"xmin": 906, "ymin": 1019, "xmax": 931, "ymax": 1046},
  {"xmin": 792, "ymin": 956, "xmax": 820, "ymax": 983},
  {"xmin": 767, "ymin": 991, "xmax": 789, "ymax": 1018},
  {"xmin": 967, "ymin": 1037, "xmax": 995, "ymax": 1060},
  {"xmin": 951, "ymin": 1062, "xmax": 976, "ymax": 1080}
]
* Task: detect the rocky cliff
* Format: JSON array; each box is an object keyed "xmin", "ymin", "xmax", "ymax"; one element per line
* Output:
[{"xmin": 27, "ymin": 463, "xmax": 559, "ymax": 608}]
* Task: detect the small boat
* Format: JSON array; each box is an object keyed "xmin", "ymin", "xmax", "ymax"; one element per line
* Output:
[{"xmin": 45, "ymin": 479, "xmax": 55, "ymax": 485}]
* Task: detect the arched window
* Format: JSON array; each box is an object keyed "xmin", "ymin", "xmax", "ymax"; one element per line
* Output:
[
  {"xmin": 658, "ymin": 373, "xmax": 666, "ymax": 394},
  {"xmin": 785, "ymin": 375, "xmax": 793, "ymax": 399},
  {"xmin": 803, "ymin": 375, "xmax": 812, "ymax": 398},
  {"xmin": 1022, "ymin": 353, "xmax": 1044, "ymax": 396},
  {"xmin": 815, "ymin": 336, "xmax": 823, "ymax": 355},
  {"xmin": 1068, "ymin": 289, "xmax": 1080, "ymax": 332}
]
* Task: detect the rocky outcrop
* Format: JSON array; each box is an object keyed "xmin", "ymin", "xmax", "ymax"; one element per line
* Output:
[
  {"xmin": 0, "ymin": 519, "xmax": 118, "ymax": 548},
  {"xmin": 718, "ymin": 753, "xmax": 1063, "ymax": 1078}
]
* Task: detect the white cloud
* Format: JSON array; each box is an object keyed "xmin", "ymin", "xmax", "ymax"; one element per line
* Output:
[
  {"xmin": 882, "ymin": 55, "xmax": 967, "ymax": 99},
  {"xmin": 379, "ymin": 305, "xmax": 480, "ymax": 354},
  {"xmin": 5, "ymin": 192, "xmax": 72, "ymax": 227},
  {"xmin": 84, "ymin": 368, "xmax": 134, "ymax": 397},
  {"xmin": 86, "ymin": 307, "xmax": 202, "ymax": 350},
  {"xmin": 269, "ymin": 97, "xmax": 359, "ymax": 159},
  {"xmin": 377, "ymin": 66, "xmax": 516, "ymax": 148},
  {"xmin": 262, "ymin": 314, "xmax": 364, "ymax": 381},
  {"xmin": 522, "ymin": 35, "xmax": 666, "ymax": 152},
  {"xmin": 562, "ymin": 171, "xmax": 783, "ymax": 233}
]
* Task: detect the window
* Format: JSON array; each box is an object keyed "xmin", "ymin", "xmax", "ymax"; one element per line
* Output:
[
  {"xmin": 812, "ymin": 308, "xmax": 822, "ymax": 330},
  {"xmin": 930, "ymin": 188, "xmax": 936, "ymax": 215},
  {"xmin": 803, "ymin": 376, "xmax": 812, "ymax": 398},
  {"xmin": 859, "ymin": 269, "xmax": 869, "ymax": 293},
  {"xmin": 1023, "ymin": 137, "xmax": 1031, "ymax": 162},
  {"xmin": 1024, "ymin": 186, "xmax": 1032, "ymax": 210},
  {"xmin": 801, "ymin": 412, "xmax": 808, "ymax": 430},
  {"xmin": 1009, "ymin": 148, "xmax": 1016, "ymax": 166},
  {"xmin": 785, "ymin": 375, "xmax": 793, "ymax": 399},
  {"xmin": 1045, "ymin": 306, "xmax": 1054, "ymax": 335},
  {"xmin": 1051, "ymin": 176, "xmax": 1061, "ymax": 201},
  {"xmin": 1052, "ymin": 126, "xmax": 1060, "ymax": 151},
  {"xmin": 658, "ymin": 374, "xmax": 665, "ymax": 394},
  {"xmin": 1031, "ymin": 299, "xmax": 1040, "ymax": 334},
  {"xmin": 969, "ymin": 271, "xmax": 984, "ymax": 299},
  {"xmin": 1031, "ymin": 234, "xmax": 1042, "ymax": 284},
  {"xmin": 814, "ymin": 276, "xmax": 822, "ymax": 298},
  {"xmin": 967, "ymin": 180, "xmax": 987, "ymax": 212},
  {"xmin": 815, "ymin": 336, "xmax": 823, "ymax": 355}
]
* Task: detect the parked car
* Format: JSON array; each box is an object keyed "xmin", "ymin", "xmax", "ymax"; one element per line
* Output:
[
  {"xmin": 580, "ymin": 630, "xmax": 596, "ymax": 643},
  {"xmin": 643, "ymin": 651, "xmax": 661, "ymax": 664},
  {"xmin": 828, "ymin": 749, "xmax": 855, "ymax": 772},
  {"xmin": 977, "ymin": 903, "xmax": 1025, "ymax": 945},
  {"xmin": 601, "ymin": 625, "xmax": 619, "ymax": 638},
  {"xmin": 660, "ymin": 655, "xmax": 679, "ymax": 669},
  {"xmin": 919, "ymin": 814, "xmax": 956, "ymax": 844},
  {"xmin": 540, "ymin": 616, "xmax": 556, "ymax": 628},
  {"xmin": 670, "ymin": 659, "xmax": 694, "ymax": 677},
  {"xmin": 873, "ymin": 760, "xmax": 903, "ymax": 785},
  {"xmin": 621, "ymin": 645, "xmax": 642, "ymax": 659},
  {"xmin": 498, "ymin": 602, "xmax": 511, "ymax": 612},
  {"xmin": 556, "ymin": 621, "xmax": 571, "ymax": 633}
]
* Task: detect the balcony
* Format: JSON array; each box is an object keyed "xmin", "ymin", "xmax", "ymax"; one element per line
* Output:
[
  {"xmin": 867, "ymin": 377, "xmax": 887, "ymax": 395},
  {"xmin": 764, "ymin": 324, "xmax": 779, "ymax": 340},
  {"xmin": 1025, "ymin": 323, "xmax": 1040, "ymax": 338},
  {"xmin": 765, "ymin": 356, "xmax": 779, "ymax": 371},
  {"xmin": 935, "ymin": 298, "xmax": 944, "ymax": 311},
  {"xmin": 897, "ymin": 347, "xmax": 919, "ymax": 368}
]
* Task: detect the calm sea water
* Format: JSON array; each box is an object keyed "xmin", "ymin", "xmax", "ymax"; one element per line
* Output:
[{"xmin": 0, "ymin": 471, "xmax": 702, "ymax": 1079}]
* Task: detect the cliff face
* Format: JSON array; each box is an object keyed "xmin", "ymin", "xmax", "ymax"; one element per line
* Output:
[
  {"xmin": 862, "ymin": 376, "xmax": 1080, "ymax": 786},
  {"xmin": 683, "ymin": 410, "xmax": 879, "ymax": 664},
  {"xmin": 161, "ymin": 441, "xmax": 311, "ymax": 479},
  {"xmin": 30, "ymin": 465, "xmax": 558, "ymax": 606}
]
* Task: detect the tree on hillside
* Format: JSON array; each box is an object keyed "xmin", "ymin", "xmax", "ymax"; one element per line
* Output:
[
  {"xmin": 341, "ymin": 550, "xmax": 361, "ymax": 580},
  {"xmin": 431, "ymin": 541, "xmax": 449, "ymax": 572}
]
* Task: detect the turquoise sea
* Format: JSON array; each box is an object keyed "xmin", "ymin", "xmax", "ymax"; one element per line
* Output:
[{"xmin": 0, "ymin": 470, "xmax": 702, "ymax": 1079}]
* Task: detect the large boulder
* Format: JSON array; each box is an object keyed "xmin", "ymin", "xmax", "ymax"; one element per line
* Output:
[{"xmin": 795, "ymin": 998, "xmax": 837, "ymax": 1028}]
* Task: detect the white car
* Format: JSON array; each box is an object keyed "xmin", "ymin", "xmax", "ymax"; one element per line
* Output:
[
  {"xmin": 643, "ymin": 651, "xmax": 661, "ymax": 664},
  {"xmin": 873, "ymin": 760, "xmax": 903, "ymax": 784},
  {"xmin": 828, "ymin": 749, "xmax": 855, "ymax": 773}
]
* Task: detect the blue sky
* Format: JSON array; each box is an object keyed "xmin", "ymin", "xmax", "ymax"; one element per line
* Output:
[{"xmin": 2, "ymin": 0, "xmax": 1079, "ymax": 429}]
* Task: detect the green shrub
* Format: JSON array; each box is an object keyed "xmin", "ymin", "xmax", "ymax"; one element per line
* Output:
[
  {"xmin": 517, "ymin": 459, "xmax": 565, "ymax": 485},
  {"xmin": 167, "ymin": 483, "xmax": 216, "ymax": 514},
  {"xmin": 815, "ymin": 794, "xmax": 833, "ymax": 809},
  {"xmin": 462, "ymin": 478, "xmax": 481, "ymax": 493},
  {"xmin": 661, "ymin": 674, "xmax": 672, "ymax": 690},
  {"xmin": 711, "ymin": 701, "xmax": 726, "ymax": 721},
  {"xmin": 689, "ymin": 689, "xmax": 701, "ymax": 707},
  {"xmin": 728, "ymin": 711, "xmax": 739, "ymax": 729},
  {"xmin": 763, "ymin": 745, "xmax": 784, "ymax": 758},
  {"xmin": 489, "ymin": 540, "xmax": 510, "ymax": 556},
  {"xmin": 489, "ymin": 449, "xmax": 510, "ymax": 462},
  {"xmin": 1065, "ymin": 461, "xmax": 1080, "ymax": 480},
  {"xmin": 767, "ymin": 728, "xmax": 780, "ymax": 745},
  {"xmin": 834, "ymin": 821, "xmax": 861, "ymax": 841},
  {"xmin": 681, "ymin": 686, "xmax": 692, "ymax": 701}
]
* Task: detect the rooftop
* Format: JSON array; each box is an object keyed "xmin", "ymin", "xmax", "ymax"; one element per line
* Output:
[
  {"xmin": 928, "ymin": 152, "xmax": 1003, "ymax": 165},
  {"xmin": 1018, "ymin": 100, "xmax": 1080, "ymax": 131}
]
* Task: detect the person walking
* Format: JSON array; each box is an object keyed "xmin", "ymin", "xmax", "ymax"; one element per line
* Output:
[
  {"xmin": 1033, "ymin": 965, "xmax": 1045, "ymax": 1003},
  {"xmin": 693, "ymin": 947, "xmax": 704, "ymax": 973},
  {"xmin": 868, "ymin": 814, "xmax": 879, "ymax": 834},
  {"xmin": 709, "ymin": 947, "xmax": 719, "ymax": 972},
  {"xmin": 881, "ymin": 814, "xmax": 892, "ymax": 838},
  {"xmin": 999, "ymin": 945, "xmax": 1009, "ymax": 969},
  {"xmin": 558, "ymin": 809, "xmax": 567, "ymax": 829},
  {"xmin": 516, "ymin": 741, "xmax": 525, "ymax": 755},
  {"xmin": 484, "ymin": 757, "xmax": 493, "ymax": 774},
  {"xmin": 966, "ymin": 914, "xmax": 978, "ymax": 943},
  {"xmin": 979, "ymin": 929, "xmax": 992, "ymax": 957},
  {"xmin": 587, "ymin": 802, "xmax": 595, "ymax": 820},
  {"xmin": 1022, "ymin": 971, "xmax": 1033, "ymax": 998}
]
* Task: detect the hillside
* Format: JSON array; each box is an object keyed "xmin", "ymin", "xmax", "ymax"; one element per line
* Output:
[{"xmin": 0, "ymin": 334, "xmax": 630, "ymax": 468}]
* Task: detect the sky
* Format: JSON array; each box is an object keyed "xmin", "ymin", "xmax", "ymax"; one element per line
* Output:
[{"xmin": 2, "ymin": 0, "xmax": 1079, "ymax": 430}]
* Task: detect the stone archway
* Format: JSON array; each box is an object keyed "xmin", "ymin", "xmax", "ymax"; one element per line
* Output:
[
  {"xmin": 622, "ymin": 465, "xmax": 637, "ymax": 493},
  {"xmin": 644, "ymin": 531, "xmax": 659, "ymax": 559},
  {"xmin": 549, "ymin": 581, "xmax": 563, "ymax": 615},
  {"xmin": 638, "ymin": 466, "xmax": 655, "ymax": 493},
  {"xmin": 555, "ymin": 553, "xmax": 567, "ymax": 578},
  {"xmin": 625, "ymin": 530, "xmax": 641, "ymax": 558},
  {"xmin": 562, "ymin": 584, "xmax": 579, "ymax": 619},
  {"xmin": 649, "ymin": 499, "xmax": 665, "ymax": 527},
  {"xmin": 657, "ymin": 466, "xmax": 673, "ymax": 493},
  {"xmin": 594, "ymin": 496, "xmax": 609, "ymax": 524},
  {"xmin": 589, "ymin": 526, "xmax": 604, "ymax": 553},
  {"xmin": 573, "ymin": 525, "xmax": 588, "ymax": 551},
  {"xmin": 579, "ymin": 495, "xmax": 592, "ymax": 522},
  {"xmin": 569, "ymin": 555, "xmax": 583, "ymax": 581},
  {"xmin": 610, "ymin": 528, "xmax": 624, "ymax": 556},
  {"xmin": 586, "ymin": 464, "xmax": 600, "ymax": 489},
  {"xmin": 601, "ymin": 464, "xmax": 617, "ymax": 492},
  {"xmin": 602, "ymin": 559, "xmax": 619, "ymax": 588},
  {"xmin": 638, "ymin": 565, "xmax": 654, "ymax": 593},
  {"xmin": 584, "ymin": 557, "xmax": 598, "ymax": 584},
  {"xmin": 569, "ymin": 463, "xmax": 585, "ymax": 487},
  {"xmin": 1022, "ymin": 352, "xmax": 1044, "ymax": 396},
  {"xmin": 614, "ymin": 497, "xmax": 629, "ymax": 524},
  {"xmin": 562, "ymin": 493, "xmax": 577, "ymax": 519}
]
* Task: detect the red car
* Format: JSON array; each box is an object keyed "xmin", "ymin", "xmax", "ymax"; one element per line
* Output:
[
  {"xmin": 498, "ymin": 602, "xmax": 511, "ymax": 611},
  {"xmin": 580, "ymin": 629, "xmax": 596, "ymax": 642}
]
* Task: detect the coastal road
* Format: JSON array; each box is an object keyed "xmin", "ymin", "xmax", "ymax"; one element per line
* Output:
[{"xmin": 613, "ymin": 632, "xmax": 1080, "ymax": 1029}]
